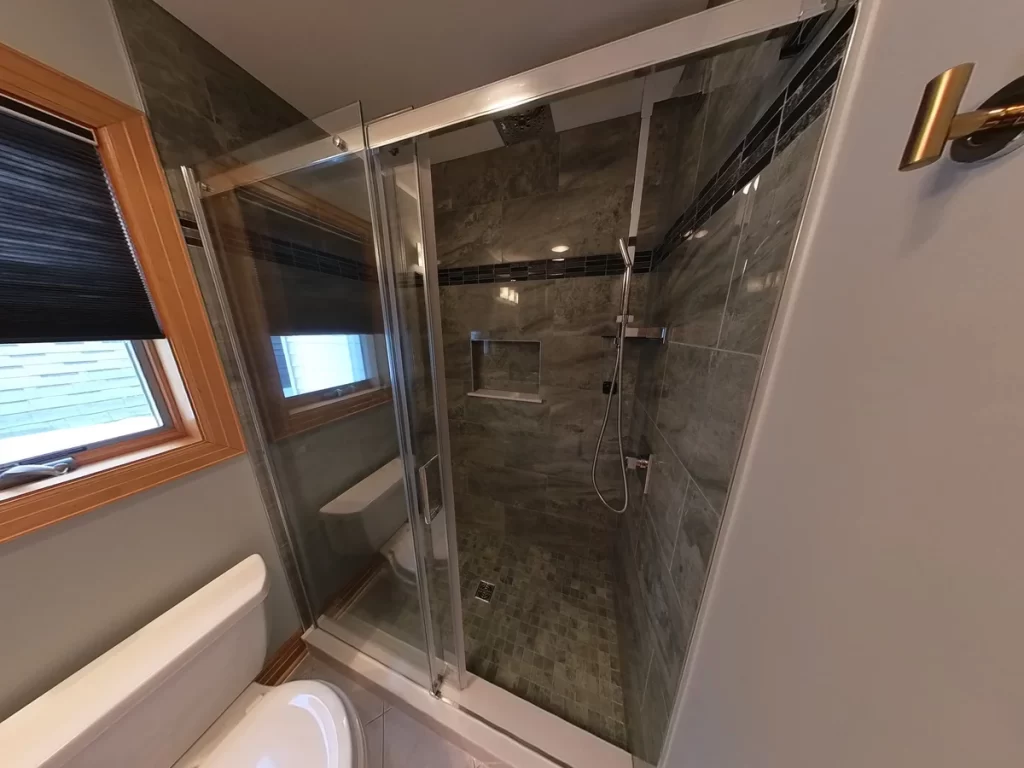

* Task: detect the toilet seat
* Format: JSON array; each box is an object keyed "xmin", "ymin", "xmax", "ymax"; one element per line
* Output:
[
  {"xmin": 382, "ymin": 522, "xmax": 418, "ymax": 581},
  {"xmin": 381, "ymin": 520, "xmax": 450, "ymax": 584},
  {"xmin": 201, "ymin": 679, "xmax": 365, "ymax": 768}
]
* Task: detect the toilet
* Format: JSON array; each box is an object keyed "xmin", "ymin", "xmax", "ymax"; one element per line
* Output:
[
  {"xmin": 320, "ymin": 457, "xmax": 448, "ymax": 585},
  {"xmin": 0, "ymin": 555, "xmax": 366, "ymax": 768}
]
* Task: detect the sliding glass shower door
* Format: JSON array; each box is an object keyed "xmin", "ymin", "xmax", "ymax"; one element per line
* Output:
[
  {"xmin": 184, "ymin": 101, "xmax": 463, "ymax": 691},
  {"xmin": 367, "ymin": 140, "xmax": 466, "ymax": 689}
]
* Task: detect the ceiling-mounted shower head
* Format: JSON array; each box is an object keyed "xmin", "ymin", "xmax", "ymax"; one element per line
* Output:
[{"xmin": 493, "ymin": 105, "xmax": 554, "ymax": 145}]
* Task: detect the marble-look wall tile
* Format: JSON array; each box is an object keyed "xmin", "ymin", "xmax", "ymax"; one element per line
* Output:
[
  {"xmin": 635, "ymin": 508, "xmax": 686, "ymax": 683},
  {"xmin": 439, "ymin": 283, "xmax": 549, "ymax": 336},
  {"xmin": 466, "ymin": 463, "xmax": 548, "ymax": 514},
  {"xmin": 719, "ymin": 117, "xmax": 825, "ymax": 354},
  {"xmin": 499, "ymin": 184, "xmax": 632, "ymax": 262},
  {"xmin": 433, "ymin": 148, "xmax": 505, "ymax": 210},
  {"xmin": 655, "ymin": 343, "xmax": 713, "ymax": 468},
  {"xmin": 684, "ymin": 349, "xmax": 759, "ymax": 511},
  {"xmin": 669, "ymin": 481, "xmax": 720, "ymax": 629},
  {"xmin": 541, "ymin": 335, "xmax": 611, "ymax": 391},
  {"xmin": 558, "ymin": 114, "xmax": 641, "ymax": 191},
  {"xmin": 639, "ymin": 95, "xmax": 705, "ymax": 252},
  {"xmin": 433, "ymin": 136, "xmax": 559, "ymax": 210},
  {"xmin": 640, "ymin": 418, "xmax": 688, "ymax": 564},
  {"xmin": 503, "ymin": 136, "xmax": 560, "ymax": 200},
  {"xmin": 435, "ymin": 203, "xmax": 502, "ymax": 267},
  {"xmin": 660, "ymin": 190, "xmax": 748, "ymax": 347},
  {"xmin": 694, "ymin": 36, "xmax": 792, "ymax": 194},
  {"xmin": 638, "ymin": 645, "xmax": 674, "ymax": 766}
]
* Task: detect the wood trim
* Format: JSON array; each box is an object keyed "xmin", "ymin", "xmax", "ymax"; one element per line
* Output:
[
  {"xmin": 255, "ymin": 630, "xmax": 308, "ymax": 685},
  {"xmin": 0, "ymin": 46, "xmax": 246, "ymax": 544},
  {"xmin": 247, "ymin": 176, "xmax": 373, "ymax": 239},
  {"xmin": 0, "ymin": 43, "xmax": 136, "ymax": 128},
  {"xmin": 286, "ymin": 387, "xmax": 393, "ymax": 437}
]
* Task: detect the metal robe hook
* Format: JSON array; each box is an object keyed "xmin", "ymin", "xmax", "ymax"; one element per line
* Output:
[{"xmin": 900, "ymin": 63, "xmax": 1024, "ymax": 171}]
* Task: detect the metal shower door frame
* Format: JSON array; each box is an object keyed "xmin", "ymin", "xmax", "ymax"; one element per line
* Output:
[
  {"xmin": 363, "ymin": 137, "xmax": 453, "ymax": 692},
  {"xmin": 410, "ymin": 139, "xmax": 468, "ymax": 689},
  {"xmin": 198, "ymin": 0, "xmax": 835, "ymax": 197}
]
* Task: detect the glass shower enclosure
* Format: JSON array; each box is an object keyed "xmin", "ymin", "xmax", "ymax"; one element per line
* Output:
[{"xmin": 182, "ymin": 0, "xmax": 850, "ymax": 761}]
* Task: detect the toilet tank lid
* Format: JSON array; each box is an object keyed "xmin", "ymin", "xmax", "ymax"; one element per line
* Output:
[
  {"xmin": 0, "ymin": 555, "xmax": 270, "ymax": 768},
  {"xmin": 320, "ymin": 458, "xmax": 404, "ymax": 517}
]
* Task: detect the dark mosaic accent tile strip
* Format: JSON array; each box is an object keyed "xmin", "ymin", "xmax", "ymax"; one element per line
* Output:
[
  {"xmin": 176, "ymin": 209, "xmax": 375, "ymax": 282},
  {"xmin": 178, "ymin": 213, "xmax": 204, "ymax": 248},
  {"xmin": 438, "ymin": 250, "xmax": 653, "ymax": 287},
  {"xmin": 654, "ymin": 5, "xmax": 855, "ymax": 268}
]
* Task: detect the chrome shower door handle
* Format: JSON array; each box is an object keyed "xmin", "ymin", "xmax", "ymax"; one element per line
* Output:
[
  {"xmin": 900, "ymin": 63, "xmax": 1024, "ymax": 170},
  {"xmin": 418, "ymin": 454, "xmax": 443, "ymax": 525}
]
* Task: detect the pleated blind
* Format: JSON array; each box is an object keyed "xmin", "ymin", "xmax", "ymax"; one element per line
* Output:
[
  {"xmin": 238, "ymin": 197, "xmax": 380, "ymax": 337},
  {"xmin": 0, "ymin": 107, "xmax": 162, "ymax": 343}
]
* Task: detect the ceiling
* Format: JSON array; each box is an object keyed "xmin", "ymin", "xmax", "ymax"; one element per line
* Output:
[{"xmin": 153, "ymin": 0, "xmax": 711, "ymax": 120}]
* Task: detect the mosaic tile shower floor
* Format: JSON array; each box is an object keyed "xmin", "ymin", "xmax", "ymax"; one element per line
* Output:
[
  {"xmin": 333, "ymin": 524, "xmax": 628, "ymax": 748},
  {"xmin": 458, "ymin": 526, "xmax": 627, "ymax": 747}
]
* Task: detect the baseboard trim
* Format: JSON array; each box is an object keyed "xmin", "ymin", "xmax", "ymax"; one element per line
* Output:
[{"xmin": 256, "ymin": 630, "xmax": 307, "ymax": 685}]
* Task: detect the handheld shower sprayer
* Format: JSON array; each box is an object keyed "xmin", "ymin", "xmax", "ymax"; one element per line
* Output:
[{"xmin": 591, "ymin": 238, "xmax": 633, "ymax": 514}]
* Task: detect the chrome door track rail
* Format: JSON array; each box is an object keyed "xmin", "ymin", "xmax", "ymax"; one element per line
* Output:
[{"xmin": 200, "ymin": 0, "xmax": 833, "ymax": 197}]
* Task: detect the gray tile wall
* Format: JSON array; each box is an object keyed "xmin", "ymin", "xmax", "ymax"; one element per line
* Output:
[
  {"xmin": 618, "ymin": 99, "xmax": 829, "ymax": 764},
  {"xmin": 433, "ymin": 116, "xmax": 646, "ymax": 547},
  {"xmin": 433, "ymin": 115, "xmax": 637, "ymax": 265},
  {"xmin": 440, "ymin": 276, "xmax": 649, "ymax": 547},
  {"xmin": 111, "ymin": 0, "xmax": 398, "ymax": 619}
]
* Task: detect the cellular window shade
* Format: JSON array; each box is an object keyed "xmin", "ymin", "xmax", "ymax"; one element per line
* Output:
[
  {"xmin": 238, "ymin": 198, "xmax": 380, "ymax": 336},
  {"xmin": 0, "ymin": 109, "xmax": 162, "ymax": 343}
]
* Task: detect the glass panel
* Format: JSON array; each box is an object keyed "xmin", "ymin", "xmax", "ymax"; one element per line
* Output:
[
  {"xmin": 416, "ymin": 7, "xmax": 849, "ymax": 758},
  {"xmin": 371, "ymin": 142, "xmax": 464, "ymax": 685},
  {"xmin": 0, "ymin": 340, "xmax": 164, "ymax": 464},
  {"xmin": 189, "ymin": 102, "xmax": 439, "ymax": 683}
]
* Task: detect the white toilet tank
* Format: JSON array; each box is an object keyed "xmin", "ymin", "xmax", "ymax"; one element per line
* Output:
[
  {"xmin": 0, "ymin": 555, "xmax": 271, "ymax": 768},
  {"xmin": 319, "ymin": 457, "xmax": 407, "ymax": 556}
]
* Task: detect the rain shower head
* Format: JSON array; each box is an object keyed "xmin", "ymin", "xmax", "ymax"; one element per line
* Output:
[{"xmin": 493, "ymin": 105, "xmax": 554, "ymax": 145}]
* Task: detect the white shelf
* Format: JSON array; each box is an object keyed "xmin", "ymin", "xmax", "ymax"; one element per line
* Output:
[{"xmin": 466, "ymin": 389, "xmax": 543, "ymax": 404}]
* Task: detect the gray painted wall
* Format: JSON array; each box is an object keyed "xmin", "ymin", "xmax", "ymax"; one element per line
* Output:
[
  {"xmin": 0, "ymin": 456, "xmax": 298, "ymax": 719},
  {"xmin": 110, "ymin": 0, "xmax": 405, "ymax": 616},
  {"xmin": 0, "ymin": 0, "xmax": 300, "ymax": 719},
  {"xmin": 0, "ymin": 0, "xmax": 143, "ymax": 110}
]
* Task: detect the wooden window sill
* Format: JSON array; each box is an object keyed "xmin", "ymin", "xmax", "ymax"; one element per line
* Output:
[
  {"xmin": 0, "ymin": 432, "xmax": 243, "ymax": 544},
  {"xmin": 274, "ymin": 386, "xmax": 393, "ymax": 440}
]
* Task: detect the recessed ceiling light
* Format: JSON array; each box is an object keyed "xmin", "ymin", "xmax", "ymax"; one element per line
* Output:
[
  {"xmin": 551, "ymin": 244, "xmax": 570, "ymax": 253},
  {"xmin": 552, "ymin": 257, "xmax": 565, "ymax": 262}
]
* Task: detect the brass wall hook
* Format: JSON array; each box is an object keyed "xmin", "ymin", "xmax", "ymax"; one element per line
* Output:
[{"xmin": 899, "ymin": 63, "xmax": 1024, "ymax": 171}]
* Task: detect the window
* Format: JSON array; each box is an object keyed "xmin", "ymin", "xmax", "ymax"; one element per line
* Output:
[
  {"xmin": 271, "ymin": 334, "xmax": 376, "ymax": 399},
  {"xmin": 0, "ymin": 341, "xmax": 165, "ymax": 465},
  {"xmin": 0, "ymin": 43, "xmax": 244, "ymax": 542}
]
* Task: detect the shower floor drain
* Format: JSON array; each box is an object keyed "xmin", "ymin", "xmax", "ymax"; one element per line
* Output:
[{"xmin": 474, "ymin": 580, "xmax": 495, "ymax": 603}]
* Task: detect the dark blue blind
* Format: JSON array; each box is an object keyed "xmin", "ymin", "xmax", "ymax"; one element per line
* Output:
[{"xmin": 0, "ymin": 108, "xmax": 162, "ymax": 343}]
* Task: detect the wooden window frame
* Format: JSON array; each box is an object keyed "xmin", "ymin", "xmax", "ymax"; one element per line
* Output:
[
  {"xmin": 202, "ymin": 174, "xmax": 392, "ymax": 440},
  {"xmin": 0, "ymin": 44, "xmax": 246, "ymax": 544}
]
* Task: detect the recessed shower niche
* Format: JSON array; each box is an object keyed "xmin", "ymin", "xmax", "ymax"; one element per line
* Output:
[{"xmin": 468, "ymin": 334, "xmax": 542, "ymax": 403}]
